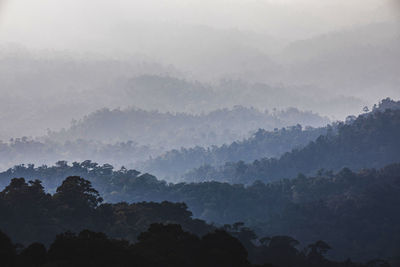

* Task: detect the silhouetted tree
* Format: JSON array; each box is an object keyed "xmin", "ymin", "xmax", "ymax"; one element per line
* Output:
[{"xmin": 53, "ymin": 176, "xmax": 103, "ymax": 211}]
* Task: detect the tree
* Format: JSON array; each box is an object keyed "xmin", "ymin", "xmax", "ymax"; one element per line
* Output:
[{"xmin": 53, "ymin": 176, "xmax": 103, "ymax": 211}]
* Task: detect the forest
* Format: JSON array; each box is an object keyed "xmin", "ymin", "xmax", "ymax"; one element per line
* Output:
[
  {"xmin": 141, "ymin": 124, "xmax": 329, "ymax": 180},
  {"xmin": 141, "ymin": 98, "xmax": 400, "ymax": 180},
  {"xmin": 184, "ymin": 107, "xmax": 400, "ymax": 184},
  {"xmin": 0, "ymin": 175, "xmax": 394, "ymax": 267},
  {"xmin": 46, "ymin": 105, "xmax": 328, "ymax": 148},
  {"xmin": 1, "ymin": 162, "xmax": 400, "ymax": 262},
  {"xmin": 0, "ymin": 105, "xmax": 328, "ymax": 171}
]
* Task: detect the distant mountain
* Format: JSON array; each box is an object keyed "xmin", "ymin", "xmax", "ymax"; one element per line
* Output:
[
  {"xmin": 0, "ymin": 138, "xmax": 157, "ymax": 171},
  {"xmin": 280, "ymin": 21, "xmax": 400, "ymax": 102},
  {"xmin": 46, "ymin": 105, "xmax": 329, "ymax": 150},
  {"xmin": 0, "ymin": 47, "xmax": 178, "ymax": 140},
  {"xmin": 0, "ymin": 44, "xmax": 369, "ymax": 141},
  {"xmin": 123, "ymin": 75, "xmax": 367, "ymax": 120},
  {"xmin": 0, "ymin": 104, "xmax": 329, "ymax": 171},
  {"xmin": 141, "ymin": 125, "xmax": 329, "ymax": 180},
  {"xmin": 183, "ymin": 99, "xmax": 400, "ymax": 184}
]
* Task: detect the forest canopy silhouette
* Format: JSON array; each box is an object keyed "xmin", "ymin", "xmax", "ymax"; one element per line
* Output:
[{"xmin": 0, "ymin": 174, "xmax": 396, "ymax": 266}]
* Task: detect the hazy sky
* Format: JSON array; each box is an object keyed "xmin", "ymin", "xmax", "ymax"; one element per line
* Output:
[{"xmin": 0, "ymin": 0, "xmax": 398, "ymax": 53}]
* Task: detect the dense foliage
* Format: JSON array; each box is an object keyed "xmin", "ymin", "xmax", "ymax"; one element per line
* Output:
[
  {"xmin": 1, "ymin": 225, "xmax": 386, "ymax": 267},
  {"xmin": 184, "ymin": 108, "xmax": 400, "ymax": 184},
  {"xmin": 0, "ymin": 176, "xmax": 390, "ymax": 267},
  {"xmin": 1, "ymin": 162, "xmax": 400, "ymax": 263},
  {"xmin": 0, "ymin": 176, "xmax": 211, "ymax": 246}
]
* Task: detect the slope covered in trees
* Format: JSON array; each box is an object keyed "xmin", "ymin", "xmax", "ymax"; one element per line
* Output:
[
  {"xmin": 46, "ymin": 105, "xmax": 329, "ymax": 149},
  {"xmin": 0, "ymin": 105, "xmax": 329, "ymax": 171},
  {"xmin": 0, "ymin": 175, "xmax": 394, "ymax": 266},
  {"xmin": 0, "ymin": 108, "xmax": 329, "ymax": 172},
  {"xmin": 2, "ymin": 98, "xmax": 397, "ymax": 177},
  {"xmin": 1, "ymin": 161, "xmax": 400, "ymax": 262},
  {"xmin": 141, "ymin": 125, "xmax": 328, "ymax": 180},
  {"xmin": 184, "ymin": 107, "xmax": 400, "ymax": 184},
  {"xmin": 0, "ymin": 138, "xmax": 157, "ymax": 171},
  {"xmin": 0, "ymin": 176, "xmax": 211, "ymax": 246}
]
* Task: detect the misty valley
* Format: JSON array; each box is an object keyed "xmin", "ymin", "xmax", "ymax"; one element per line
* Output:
[{"xmin": 0, "ymin": 1, "xmax": 400, "ymax": 266}]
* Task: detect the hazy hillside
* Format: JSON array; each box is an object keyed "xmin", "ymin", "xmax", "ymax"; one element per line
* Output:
[
  {"xmin": 46, "ymin": 105, "xmax": 329, "ymax": 149},
  {"xmin": 0, "ymin": 47, "xmax": 178, "ymax": 140},
  {"xmin": 0, "ymin": 138, "xmax": 158, "ymax": 171},
  {"xmin": 184, "ymin": 101, "xmax": 400, "ymax": 184},
  {"xmin": 0, "ymin": 105, "xmax": 329, "ymax": 171},
  {"xmin": 123, "ymin": 75, "xmax": 366, "ymax": 119},
  {"xmin": 0, "ymin": 45, "xmax": 372, "ymax": 141},
  {"xmin": 141, "ymin": 125, "xmax": 329, "ymax": 180}
]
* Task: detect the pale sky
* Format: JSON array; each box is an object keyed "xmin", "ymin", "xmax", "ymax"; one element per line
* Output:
[{"xmin": 0, "ymin": 0, "xmax": 398, "ymax": 53}]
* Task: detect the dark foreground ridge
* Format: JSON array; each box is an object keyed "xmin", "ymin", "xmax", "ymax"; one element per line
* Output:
[
  {"xmin": 0, "ymin": 222, "xmax": 391, "ymax": 267},
  {"xmin": 1, "ymin": 163, "xmax": 400, "ymax": 263},
  {"xmin": 0, "ymin": 176, "xmax": 392, "ymax": 267},
  {"xmin": 1, "ymin": 225, "xmax": 389, "ymax": 267}
]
